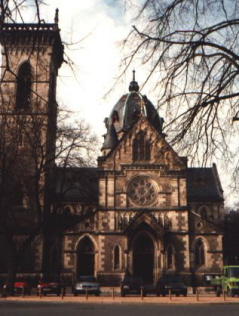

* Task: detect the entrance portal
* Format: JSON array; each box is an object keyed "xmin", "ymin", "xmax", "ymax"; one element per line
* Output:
[
  {"xmin": 77, "ymin": 236, "xmax": 95, "ymax": 278},
  {"xmin": 133, "ymin": 233, "xmax": 154, "ymax": 283}
]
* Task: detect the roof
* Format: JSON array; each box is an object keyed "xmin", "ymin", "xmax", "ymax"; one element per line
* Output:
[
  {"xmin": 102, "ymin": 73, "xmax": 164, "ymax": 150},
  {"xmin": 187, "ymin": 164, "xmax": 224, "ymax": 203},
  {"xmin": 101, "ymin": 123, "xmax": 118, "ymax": 150},
  {"xmin": 54, "ymin": 167, "xmax": 98, "ymax": 203},
  {"xmin": 108, "ymin": 92, "xmax": 164, "ymax": 134},
  {"xmin": 53, "ymin": 164, "xmax": 224, "ymax": 205}
]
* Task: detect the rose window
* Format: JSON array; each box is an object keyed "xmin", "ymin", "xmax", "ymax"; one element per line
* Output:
[{"xmin": 128, "ymin": 177, "xmax": 158, "ymax": 206}]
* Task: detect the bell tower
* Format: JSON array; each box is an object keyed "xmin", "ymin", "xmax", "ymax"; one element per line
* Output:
[
  {"xmin": 0, "ymin": 11, "xmax": 64, "ymax": 203},
  {"xmin": 0, "ymin": 12, "xmax": 64, "ymax": 274},
  {"xmin": 0, "ymin": 10, "xmax": 63, "ymax": 132}
]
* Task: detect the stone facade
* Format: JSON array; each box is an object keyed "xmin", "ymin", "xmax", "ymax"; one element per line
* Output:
[
  {"xmin": 0, "ymin": 21, "xmax": 224, "ymax": 287},
  {"xmin": 57, "ymin": 82, "xmax": 224, "ymax": 287}
]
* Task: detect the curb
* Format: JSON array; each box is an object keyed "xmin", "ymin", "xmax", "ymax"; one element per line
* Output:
[{"xmin": 1, "ymin": 295, "xmax": 239, "ymax": 305}]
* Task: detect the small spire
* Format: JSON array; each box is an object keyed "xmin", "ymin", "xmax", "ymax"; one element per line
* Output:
[
  {"xmin": 102, "ymin": 123, "xmax": 118, "ymax": 150},
  {"xmin": 54, "ymin": 8, "xmax": 59, "ymax": 25},
  {"xmin": 129, "ymin": 70, "xmax": 139, "ymax": 92}
]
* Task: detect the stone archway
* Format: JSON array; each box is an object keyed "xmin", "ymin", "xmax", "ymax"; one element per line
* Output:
[
  {"xmin": 77, "ymin": 236, "xmax": 95, "ymax": 278},
  {"xmin": 133, "ymin": 232, "xmax": 154, "ymax": 284}
]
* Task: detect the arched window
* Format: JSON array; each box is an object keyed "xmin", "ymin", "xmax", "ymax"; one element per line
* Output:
[
  {"xmin": 195, "ymin": 238, "xmax": 205, "ymax": 266},
  {"xmin": 166, "ymin": 245, "xmax": 175, "ymax": 269},
  {"xmin": 133, "ymin": 131, "xmax": 150, "ymax": 161},
  {"xmin": 63, "ymin": 205, "xmax": 72, "ymax": 215},
  {"xmin": 113, "ymin": 245, "xmax": 120, "ymax": 270},
  {"xmin": 200, "ymin": 208, "xmax": 207, "ymax": 219},
  {"xmin": 18, "ymin": 131, "xmax": 24, "ymax": 147},
  {"xmin": 199, "ymin": 206, "xmax": 208, "ymax": 219},
  {"xmin": 16, "ymin": 62, "xmax": 32, "ymax": 109}
]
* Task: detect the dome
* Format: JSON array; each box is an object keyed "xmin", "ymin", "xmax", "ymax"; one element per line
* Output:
[{"xmin": 104, "ymin": 72, "xmax": 164, "ymax": 135}]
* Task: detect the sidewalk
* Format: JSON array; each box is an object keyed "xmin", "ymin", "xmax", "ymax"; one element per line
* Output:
[{"xmin": 1, "ymin": 293, "xmax": 239, "ymax": 305}]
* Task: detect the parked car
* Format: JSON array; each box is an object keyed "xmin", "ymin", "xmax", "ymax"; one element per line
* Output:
[
  {"xmin": 72, "ymin": 276, "xmax": 100, "ymax": 296},
  {"xmin": 120, "ymin": 275, "xmax": 146, "ymax": 297},
  {"xmin": 156, "ymin": 275, "xmax": 187, "ymax": 297},
  {"xmin": 37, "ymin": 279, "xmax": 65, "ymax": 296},
  {"xmin": 3, "ymin": 277, "xmax": 31, "ymax": 295}
]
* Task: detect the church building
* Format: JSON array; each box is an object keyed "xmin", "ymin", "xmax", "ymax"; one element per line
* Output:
[{"xmin": 0, "ymin": 16, "xmax": 224, "ymax": 287}]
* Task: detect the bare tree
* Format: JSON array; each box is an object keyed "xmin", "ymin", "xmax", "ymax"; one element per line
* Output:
[
  {"xmin": 224, "ymin": 204, "xmax": 239, "ymax": 264},
  {"xmin": 0, "ymin": 0, "xmax": 46, "ymax": 23},
  {"xmin": 0, "ymin": 109, "xmax": 98, "ymax": 295},
  {"xmin": 0, "ymin": 1, "xmax": 99, "ymax": 295},
  {"xmin": 121, "ymin": 0, "xmax": 239, "ymax": 188}
]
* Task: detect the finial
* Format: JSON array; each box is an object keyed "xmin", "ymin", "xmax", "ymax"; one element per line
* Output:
[
  {"xmin": 54, "ymin": 8, "xmax": 59, "ymax": 25},
  {"xmin": 129, "ymin": 70, "xmax": 139, "ymax": 92}
]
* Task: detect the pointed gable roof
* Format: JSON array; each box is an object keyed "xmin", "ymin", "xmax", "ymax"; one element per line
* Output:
[{"xmin": 187, "ymin": 164, "xmax": 224, "ymax": 202}]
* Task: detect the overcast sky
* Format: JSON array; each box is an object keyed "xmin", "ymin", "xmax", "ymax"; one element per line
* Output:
[
  {"xmin": 37, "ymin": 1, "xmax": 140, "ymax": 140},
  {"xmin": 7, "ymin": 0, "xmax": 140, "ymax": 140}
]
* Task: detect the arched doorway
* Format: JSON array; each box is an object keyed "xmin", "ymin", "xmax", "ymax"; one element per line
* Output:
[
  {"xmin": 133, "ymin": 233, "xmax": 154, "ymax": 283},
  {"xmin": 77, "ymin": 236, "xmax": 95, "ymax": 278}
]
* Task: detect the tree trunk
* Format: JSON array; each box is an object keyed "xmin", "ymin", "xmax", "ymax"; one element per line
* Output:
[{"xmin": 4, "ymin": 242, "xmax": 19, "ymax": 296}]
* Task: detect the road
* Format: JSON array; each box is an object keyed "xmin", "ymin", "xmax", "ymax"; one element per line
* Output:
[{"xmin": 1, "ymin": 301, "xmax": 239, "ymax": 316}]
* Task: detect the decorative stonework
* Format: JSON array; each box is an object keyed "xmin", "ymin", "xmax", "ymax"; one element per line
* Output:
[{"xmin": 128, "ymin": 176, "xmax": 159, "ymax": 206}]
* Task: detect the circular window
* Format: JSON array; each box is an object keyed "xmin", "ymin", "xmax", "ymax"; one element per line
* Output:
[
  {"xmin": 196, "ymin": 222, "xmax": 203, "ymax": 229},
  {"xmin": 128, "ymin": 176, "xmax": 158, "ymax": 206}
]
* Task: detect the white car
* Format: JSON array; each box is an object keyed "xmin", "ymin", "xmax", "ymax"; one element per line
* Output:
[{"xmin": 72, "ymin": 276, "xmax": 100, "ymax": 296}]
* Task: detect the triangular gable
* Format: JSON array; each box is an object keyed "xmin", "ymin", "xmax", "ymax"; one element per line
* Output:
[
  {"xmin": 190, "ymin": 211, "xmax": 223, "ymax": 233},
  {"xmin": 99, "ymin": 116, "xmax": 186, "ymax": 171},
  {"xmin": 124, "ymin": 210, "xmax": 164, "ymax": 238}
]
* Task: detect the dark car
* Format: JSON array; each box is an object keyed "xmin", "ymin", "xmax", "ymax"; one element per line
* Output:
[
  {"xmin": 156, "ymin": 275, "xmax": 187, "ymax": 297},
  {"xmin": 72, "ymin": 276, "xmax": 100, "ymax": 296},
  {"xmin": 3, "ymin": 277, "xmax": 31, "ymax": 295},
  {"xmin": 37, "ymin": 279, "xmax": 65, "ymax": 296},
  {"xmin": 120, "ymin": 275, "xmax": 146, "ymax": 297}
]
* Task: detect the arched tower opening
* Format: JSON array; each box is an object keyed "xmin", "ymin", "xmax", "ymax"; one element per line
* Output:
[{"xmin": 16, "ymin": 61, "xmax": 32, "ymax": 110}]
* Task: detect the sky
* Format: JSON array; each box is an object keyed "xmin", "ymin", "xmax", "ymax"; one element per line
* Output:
[
  {"xmin": 5, "ymin": 0, "xmax": 140, "ymax": 141},
  {"xmin": 38, "ymin": 0, "xmax": 139, "ymax": 140}
]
